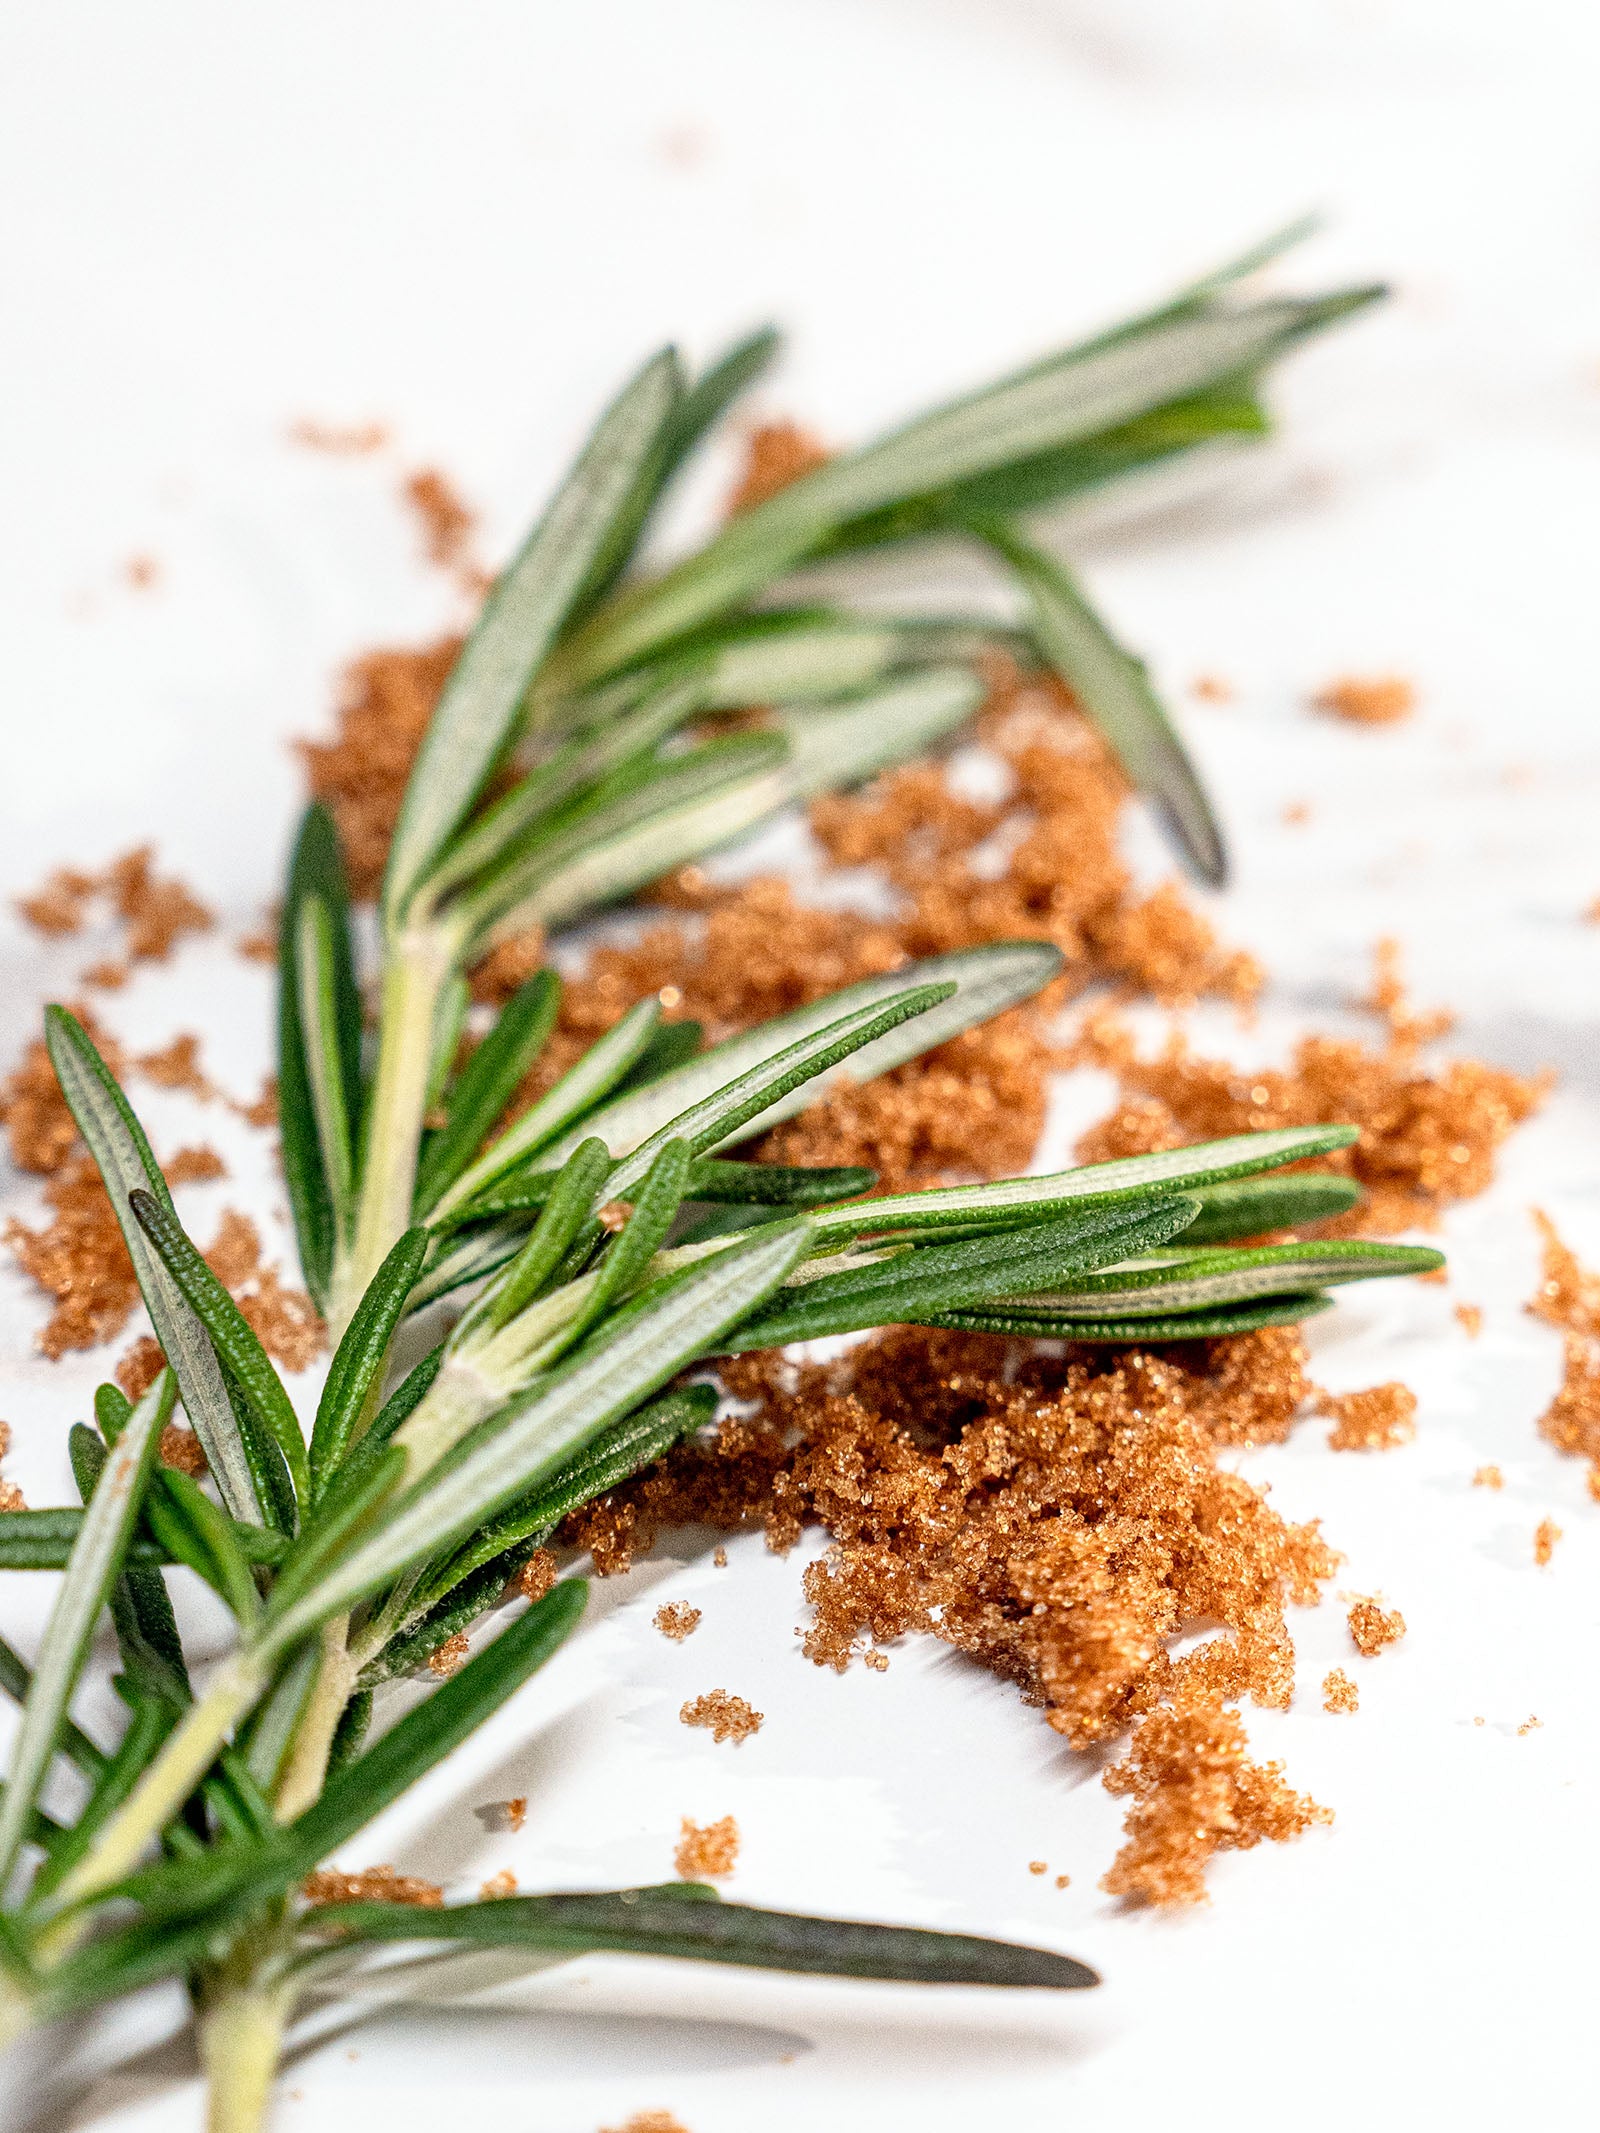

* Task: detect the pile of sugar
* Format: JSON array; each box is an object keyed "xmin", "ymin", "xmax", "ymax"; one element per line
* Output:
[
  {"xmin": 679, "ymin": 1690, "xmax": 762, "ymax": 1743},
  {"xmin": 1527, "ymin": 1212, "xmax": 1600, "ymax": 1497},
  {"xmin": 674, "ymin": 1815, "xmax": 739, "ymax": 1880}
]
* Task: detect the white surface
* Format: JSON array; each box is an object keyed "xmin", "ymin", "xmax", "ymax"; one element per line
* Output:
[{"xmin": 2, "ymin": 3, "xmax": 1599, "ymax": 2129}]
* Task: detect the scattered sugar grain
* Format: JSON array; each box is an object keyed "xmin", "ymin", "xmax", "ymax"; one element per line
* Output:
[
  {"xmin": 680, "ymin": 1692, "xmax": 762, "ymax": 1743},
  {"xmin": 654, "ymin": 1603, "xmax": 702, "ymax": 1641},
  {"xmin": 1322, "ymin": 1669, "xmax": 1359, "ymax": 1714},
  {"xmin": 1348, "ymin": 1599, "xmax": 1405, "ymax": 1657},
  {"xmin": 674, "ymin": 1815, "xmax": 739, "ymax": 1880},
  {"xmin": 1534, "ymin": 1518, "xmax": 1561, "ymax": 1567}
]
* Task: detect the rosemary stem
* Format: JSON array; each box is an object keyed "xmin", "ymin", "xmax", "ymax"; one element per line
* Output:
[
  {"xmin": 335, "ymin": 922, "xmax": 458, "ymax": 1338},
  {"xmin": 271, "ymin": 1621, "xmax": 357, "ymax": 1825},
  {"xmin": 199, "ymin": 1975, "xmax": 295, "ymax": 2133}
]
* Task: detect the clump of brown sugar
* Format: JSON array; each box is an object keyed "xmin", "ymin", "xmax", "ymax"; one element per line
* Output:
[
  {"xmin": 565, "ymin": 1323, "xmax": 1344, "ymax": 1901},
  {"xmin": 301, "ymin": 1866, "xmax": 444, "ymax": 1909},
  {"xmin": 601, "ymin": 2112, "xmax": 692, "ymax": 2133},
  {"xmin": 479, "ymin": 1869, "xmax": 518, "ymax": 1899},
  {"xmin": 426, "ymin": 1632, "xmax": 471, "ymax": 1678},
  {"xmin": 14, "ymin": 848, "xmax": 211, "ymax": 984},
  {"xmin": 1455, "ymin": 1303, "xmax": 1483, "ymax": 1338},
  {"xmin": 290, "ymin": 416, "xmax": 390, "ymax": 455},
  {"xmin": 1317, "ymin": 1382, "xmax": 1418, "ymax": 1453},
  {"xmin": 727, "ymin": 420, "xmax": 831, "ymax": 514},
  {"xmin": 1347, "ymin": 1598, "xmax": 1405, "ymax": 1657},
  {"xmin": 1322, "ymin": 1668, "xmax": 1359, "ymax": 1713},
  {"xmin": 1473, "ymin": 1464, "xmax": 1503, "ymax": 1490},
  {"xmin": 1313, "ymin": 674, "xmax": 1416, "ymax": 726},
  {"xmin": 15, "ymin": 867, "xmax": 98, "ymax": 937},
  {"xmin": 1525, "ymin": 1215, "xmax": 1600, "ymax": 1496},
  {"xmin": 402, "ymin": 467, "xmax": 486, "ymax": 591},
  {"xmin": 509, "ymin": 1549, "xmax": 557, "ymax": 1605},
  {"xmin": 674, "ymin": 1816, "xmax": 739, "ymax": 1880},
  {"xmin": 679, "ymin": 1691, "xmax": 762, "ymax": 1744},
  {"xmin": 158, "ymin": 1425, "xmax": 208, "ymax": 1477},
  {"xmin": 1076, "ymin": 942, "xmax": 1544, "ymax": 1238},
  {"xmin": 0, "ymin": 1421, "xmax": 24, "ymax": 1513},
  {"xmin": 1533, "ymin": 1518, "xmax": 1562, "ymax": 1567},
  {"xmin": 1101, "ymin": 1704, "xmax": 1329, "ymax": 1906},
  {"xmin": 654, "ymin": 1603, "xmax": 702, "ymax": 1641}
]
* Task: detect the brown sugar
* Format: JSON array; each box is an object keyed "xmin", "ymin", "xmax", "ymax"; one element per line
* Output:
[
  {"xmin": 1526, "ymin": 1216, "xmax": 1600, "ymax": 1496},
  {"xmin": 654, "ymin": 1603, "xmax": 702, "ymax": 1641},
  {"xmin": 234, "ymin": 1268, "xmax": 325, "ymax": 1372},
  {"xmin": 727, "ymin": 420, "xmax": 831, "ymax": 515},
  {"xmin": 505, "ymin": 1797, "xmax": 527, "ymax": 1833},
  {"xmin": 125, "ymin": 555, "xmax": 160, "ymax": 592},
  {"xmin": 0, "ymin": 1421, "xmax": 23, "ymax": 1514},
  {"xmin": 426, "ymin": 1632, "xmax": 471, "ymax": 1678},
  {"xmin": 16, "ymin": 867, "xmax": 97, "ymax": 936},
  {"xmin": 138, "ymin": 1033, "xmax": 216, "ymax": 1100},
  {"xmin": 1472, "ymin": 1465, "xmax": 1503, "ymax": 1490},
  {"xmin": 1028, "ymin": 1860, "xmax": 1047, "ymax": 1876},
  {"xmin": 1527, "ymin": 1211, "xmax": 1600, "ymax": 1339},
  {"xmin": 679, "ymin": 1691, "xmax": 763, "ymax": 1744},
  {"xmin": 116, "ymin": 1337, "xmax": 166, "ymax": 1401},
  {"xmin": 1317, "ymin": 1382, "xmax": 1418, "ymax": 1453},
  {"xmin": 80, "ymin": 961, "xmax": 129, "ymax": 991},
  {"xmin": 290, "ymin": 416, "xmax": 391, "ymax": 455},
  {"xmin": 1455, "ymin": 1303, "xmax": 1483, "ymax": 1338},
  {"xmin": 105, "ymin": 847, "xmax": 212, "ymax": 963},
  {"xmin": 1191, "ymin": 674, "xmax": 1234, "ymax": 703},
  {"xmin": 674, "ymin": 1815, "xmax": 740, "ymax": 1881},
  {"xmin": 301, "ymin": 1866, "xmax": 443, "ymax": 1909},
  {"xmin": 479, "ymin": 1869, "xmax": 518, "ymax": 1899},
  {"xmin": 1517, "ymin": 1716, "xmax": 1542, "ymax": 1737},
  {"xmin": 863, "ymin": 1648, "xmax": 889, "ymax": 1671},
  {"xmin": 1313, "ymin": 674, "xmax": 1416, "ymax": 726},
  {"xmin": 601, "ymin": 2114, "xmax": 691, "ymax": 2133},
  {"xmin": 402, "ymin": 467, "xmax": 484, "ymax": 587},
  {"xmin": 158, "ymin": 1425, "xmax": 208, "ymax": 1478},
  {"xmin": 165, "ymin": 1145, "xmax": 226, "ymax": 1186},
  {"xmin": 1322, "ymin": 1668, "xmax": 1359, "ymax": 1714},
  {"xmin": 1101, "ymin": 1704, "xmax": 1329, "ymax": 1907},
  {"xmin": 1347, "ymin": 1598, "xmax": 1405, "ymax": 1657},
  {"xmin": 509, "ymin": 1549, "xmax": 558, "ymax": 1605},
  {"xmin": 1533, "ymin": 1518, "xmax": 1561, "ymax": 1567},
  {"xmin": 6, "ymin": 1152, "xmax": 142, "ymax": 1357}
]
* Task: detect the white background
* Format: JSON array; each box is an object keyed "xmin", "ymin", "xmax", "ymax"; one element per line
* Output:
[{"xmin": 2, "ymin": 3, "xmax": 1599, "ymax": 2128}]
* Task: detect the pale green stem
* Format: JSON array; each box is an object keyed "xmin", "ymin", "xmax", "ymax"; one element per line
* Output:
[
  {"xmin": 331, "ymin": 921, "xmax": 459, "ymax": 1340},
  {"xmin": 199, "ymin": 1976, "xmax": 295, "ymax": 2133},
  {"xmin": 270, "ymin": 1622, "xmax": 357, "ymax": 1826},
  {"xmin": 34, "ymin": 1652, "xmax": 268, "ymax": 1963}
]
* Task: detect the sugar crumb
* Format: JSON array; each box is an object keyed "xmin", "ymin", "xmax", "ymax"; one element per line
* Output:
[
  {"xmin": 1517, "ymin": 1715, "xmax": 1542, "ymax": 1737},
  {"xmin": 1318, "ymin": 1381, "xmax": 1418, "ymax": 1453},
  {"xmin": 479, "ymin": 1869, "xmax": 518, "ymax": 1899},
  {"xmin": 290, "ymin": 416, "xmax": 390, "ymax": 455},
  {"xmin": 510, "ymin": 1549, "xmax": 557, "ymax": 1605},
  {"xmin": 301, "ymin": 1865, "xmax": 442, "ymax": 1908},
  {"xmin": 1313, "ymin": 674, "xmax": 1416, "ymax": 726},
  {"xmin": 1322, "ymin": 1668, "xmax": 1359, "ymax": 1714},
  {"xmin": 1028, "ymin": 1860, "xmax": 1047, "ymax": 1876},
  {"xmin": 654, "ymin": 1603, "xmax": 702, "ymax": 1641},
  {"xmin": 712, "ymin": 1546, "xmax": 728, "ymax": 1569},
  {"xmin": 1472, "ymin": 1464, "xmax": 1503, "ymax": 1490},
  {"xmin": 1348, "ymin": 1598, "xmax": 1406, "ymax": 1657},
  {"xmin": 1454, "ymin": 1303, "xmax": 1483, "ymax": 1339},
  {"xmin": 426, "ymin": 1632, "xmax": 471, "ymax": 1678},
  {"xmin": 674, "ymin": 1815, "xmax": 739, "ymax": 1880},
  {"xmin": 680, "ymin": 1691, "xmax": 762, "ymax": 1744},
  {"xmin": 863, "ymin": 1648, "xmax": 889, "ymax": 1671},
  {"xmin": 1533, "ymin": 1517, "xmax": 1561, "ymax": 1567},
  {"xmin": 600, "ymin": 2113, "xmax": 692, "ymax": 2133},
  {"xmin": 1191, "ymin": 674, "xmax": 1234, "ymax": 703},
  {"xmin": 727, "ymin": 420, "xmax": 831, "ymax": 516}
]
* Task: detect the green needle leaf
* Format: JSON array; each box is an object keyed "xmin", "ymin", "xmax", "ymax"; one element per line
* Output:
[
  {"xmin": 412, "ymin": 970, "xmax": 562, "ymax": 1215},
  {"xmin": 540, "ymin": 941, "xmax": 1063, "ymax": 1176},
  {"xmin": 304, "ymin": 1888, "xmax": 1096, "ymax": 1990},
  {"xmin": 383, "ymin": 348, "xmax": 683, "ymax": 927},
  {"xmin": 683, "ymin": 1158, "xmax": 877, "ymax": 1206},
  {"xmin": 129, "ymin": 1190, "xmax": 310, "ymax": 1515},
  {"xmin": 658, "ymin": 325, "xmax": 782, "ymax": 485},
  {"xmin": 310, "ymin": 1226, "xmax": 431, "ymax": 1492},
  {"xmin": 45, "ymin": 1008, "xmax": 263, "ymax": 1526},
  {"xmin": 936, "ymin": 1294, "xmax": 1334, "ymax": 1342},
  {"xmin": 977, "ymin": 519, "xmax": 1225, "ymax": 885},
  {"xmin": 0, "ymin": 1369, "xmax": 174, "ymax": 1894},
  {"xmin": 484, "ymin": 1139, "xmax": 613, "ymax": 1330},
  {"xmin": 294, "ymin": 897, "xmax": 358, "ymax": 1236},
  {"xmin": 1179, "ymin": 1171, "xmax": 1364, "ymax": 1244},
  {"xmin": 1007, "ymin": 1239, "xmax": 1444, "ymax": 1317},
  {"xmin": 278, "ymin": 804, "xmax": 362, "ymax": 1311}
]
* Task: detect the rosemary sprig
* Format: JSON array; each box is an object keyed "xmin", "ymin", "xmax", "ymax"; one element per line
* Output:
[{"xmin": 0, "ymin": 232, "xmax": 1404, "ymax": 2128}]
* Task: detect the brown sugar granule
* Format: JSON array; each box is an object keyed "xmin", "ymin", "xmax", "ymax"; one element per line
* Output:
[
  {"xmin": 1055, "ymin": 1873, "xmax": 1070, "ymax": 1889},
  {"xmin": 505, "ymin": 1797, "xmax": 527, "ymax": 1833},
  {"xmin": 1359, "ymin": 937, "xmax": 1454, "ymax": 1055},
  {"xmin": 1347, "ymin": 1598, "xmax": 1405, "ymax": 1657},
  {"xmin": 679, "ymin": 1691, "xmax": 762, "ymax": 1744},
  {"xmin": 1317, "ymin": 1382, "xmax": 1418, "ymax": 1453},
  {"xmin": 601, "ymin": 2114, "xmax": 692, "ymax": 2133},
  {"xmin": 300, "ymin": 636, "xmax": 462, "ymax": 898},
  {"xmin": 1282, "ymin": 800, "xmax": 1311, "ymax": 827},
  {"xmin": 165, "ymin": 1145, "xmax": 225, "ymax": 1186},
  {"xmin": 1028, "ymin": 1860, "xmax": 1047, "ymax": 1876},
  {"xmin": 727, "ymin": 420, "xmax": 831, "ymax": 515},
  {"xmin": 158, "ymin": 1425, "xmax": 208, "ymax": 1477},
  {"xmin": 1527, "ymin": 1211, "xmax": 1600, "ymax": 1339},
  {"xmin": 674, "ymin": 1815, "xmax": 739, "ymax": 1881},
  {"xmin": 1533, "ymin": 1518, "xmax": 1561, "ymax": 1567},
  {"xmin": 138, "ymin": 1033, "xmax": 215, "ymax": 1100},
  {"xmin": 240, "ymin": 1078, "xmax": 280, "ymax": 1130},
  {"xmin": 235, "ymin": 1269, "xmax": 325, "ymax": 1372},
  {"xmin": 80, "ymin": 960, "xmax": 129, "ymax": 991},
  {"xmin": 0, "ymin": 1423, "xmax": 24, "ymax": 1514},
  {"xmin": 236, "ymin": 927, "xmax": 278, "ymax": 964},
  {"xmin": 403, "ymin": 467, "xmax": 483, "ymax": 585},
  {"xmin": 116, "ymin": 1336, "xmax": 167, "ymax": 1402},
  {"xmin": 1585, "ymin": 895, "xmax": 1600, "ymax": 925},
  {"xmin": 1455, "ymin": 1303, "xmax": 1484, "ymax": 1338},
  {"xmin": 1313, "ymin": 674, "xmax": 1416, "ymax": 726},
  {"xmin": 301, "ymin": 1866, "xmax": 443, "ymax": 1909},
  {"xmin": 1322, "ymin": 1668, "xmax": 1359, "ymax": 1714},
  {"xmin": 203, "ymin": 1209, "xmax": 261, "ymax": 1288},
  {"xmin": 712, "ymin": 1546, "xmax": 728, "ymax": 1569},
  {"xmin": 479, "ymin": 1869, "xmax": 519, "ymax": 1899},
  {"xmin": 1473, "ymin": 1464, "xmax": 1504, "ymax": 1490},
  {"xmin": 1, "ymin": 1011, "xmax": 123, "ymax": 1175},
  {"xmin": 1101, "ymin": 1703, "xmax": 1329, "ymax": 1907},
  {"xmin": 1191, "ymin": 674, "xmax": 1234, "ymax": 703},
  {"xmin": 125, "ymin": 555, "xmax": 160, "ymax": 592},
  {"xmin": 426, "ymin": 1632, "xmax": 471, "ymax": 1678},
  {"xmin": 863, "ymin": 1648, "xmax": 889, "ymax": 1671},
  {"xmin": 105, "ymin": 846, "xmax": 212, "ymax": 963},
  {"xmin": 16, "ymin": 866, "xmax": 97, "ymax": 936},
  {"xmin": 510, "ymin": 1549, "xmax": 558, "ymax": 1605},
  {"xmin": 290, "ymin": 416, "xmax": 391, "ymax": 455},
  {"xmin": 654, "ymin": 1603, "xmax": 702, "ymax": 1641},
  {"xmin": 6, "ymin": 1152, "xmax": 142, "ymax": 1356},
  {"xmin": 1518, "ymin": 1715, "xmax": 1542, "ymax": 1736}
]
